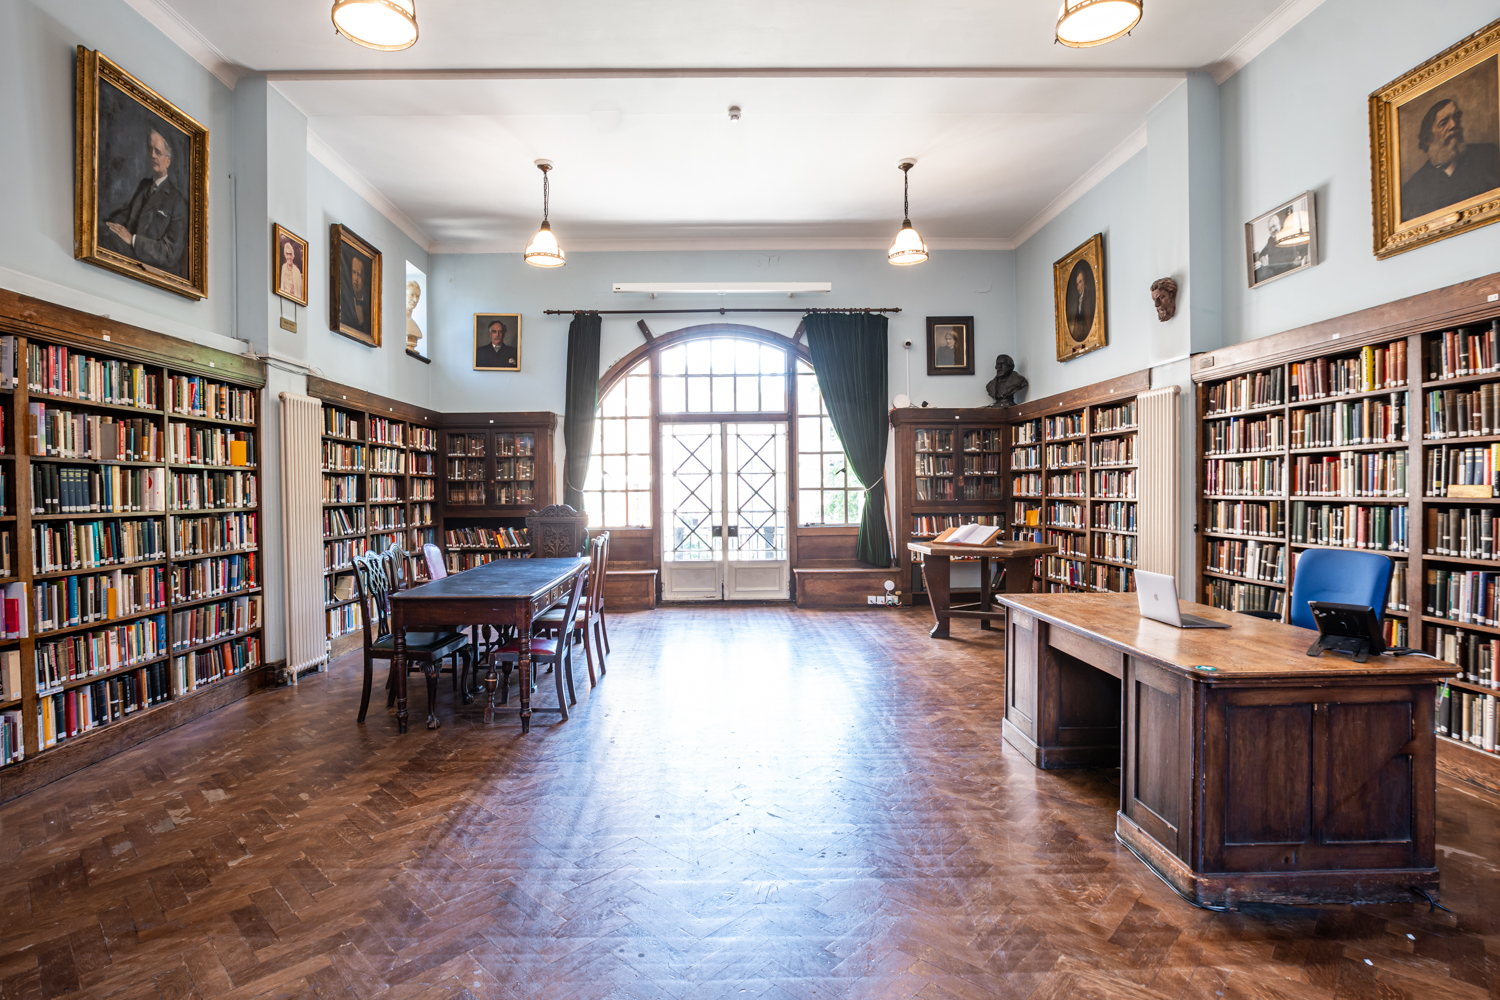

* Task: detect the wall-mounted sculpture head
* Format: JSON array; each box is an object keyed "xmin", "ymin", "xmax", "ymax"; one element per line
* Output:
[{"xmin": 1150, "ymin": 277, "xmax": 1178, "ymax": 322}]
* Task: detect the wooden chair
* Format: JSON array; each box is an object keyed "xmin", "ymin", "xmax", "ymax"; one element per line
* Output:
[
  {"xmin": 490, "ymin": 566, "xmax": 589, "ymax": 721},
  {"xmin": 535, "ymin": 531, "xmax": 610, "ymax": 686},
  {"xmin": 422, "ymin": 542, "xmax": 447, "ymax": 581},
  {"xmin": 353, "ymin": 552, "xmax": 474, "ymax": 723},
  {"xmin": 377, "ymin": 546, "xmax": 409, "ymax": 590},
  {"xmin": 526, "ymin": 504, "xmax": 590, "ymax": 558}
]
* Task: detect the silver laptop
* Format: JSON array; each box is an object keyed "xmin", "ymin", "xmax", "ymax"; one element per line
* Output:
[{"xmin": 1135, "ymin": 569, "xmax": 1230, "ymax": 629}]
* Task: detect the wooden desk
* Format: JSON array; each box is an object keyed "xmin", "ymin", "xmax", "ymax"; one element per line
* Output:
[
  {"xmin": 390, "ymin": 557, "xmax": 587, "ymax": 734},
  {"xmin": 907, "ymin": 540, "xmax": 1054, "ymax": 638},
  {"xmin": 997, "ymin": 592, "xmax": 1457, "ymax": 907}
]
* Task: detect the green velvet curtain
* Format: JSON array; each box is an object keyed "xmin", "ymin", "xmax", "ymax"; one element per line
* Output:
[
  {"xmin": 562, "ymin": 312, "xmax": 602, "ymax": 513},
  {"xmin": 803, "ymin": 312, "xmax": 893, "ymax": 567}
]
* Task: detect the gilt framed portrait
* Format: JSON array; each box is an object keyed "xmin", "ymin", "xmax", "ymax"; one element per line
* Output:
[
  {"xmin": 74, "ymin": 47, "xmax": 209, "ymax": 300},
  {"xmin": 1054, "ymin": 234, "xmax": 1106, "ymax": 362},
  {"xmin": 1371, "ymin": 17, "xmax": 1500, "ymax": 258},
  {"xmin": 1245, "ymin": 192, "xmax": 1318, "ymax": 289},
  {"xmin": 330, "ymin": 224, "xmax": 381, "ymax": 347},
  {"xmin": 474, "ymin": 314, "xmax": 521, "ymax": 371},
  {"xmin": 272, "ymin": 224, "xmax": 308, "ymax": 305},
  {"xmin": 926, "ymin": 317, "xmax": 974, "ymax": 376}
]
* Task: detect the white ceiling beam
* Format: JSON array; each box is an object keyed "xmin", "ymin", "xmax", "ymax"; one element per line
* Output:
[
  {"xmin": 429, "ymin": 237, "xmax": 1014, "ymax": 254},
  {"xmin": 265, "ymin": 67, "xmax": 1192, "ymax": 83}
]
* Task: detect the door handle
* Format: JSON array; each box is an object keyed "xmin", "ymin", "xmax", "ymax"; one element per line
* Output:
[{"xmin": 710, "ymin": 526, "xmax": 739, "ymax": 538}]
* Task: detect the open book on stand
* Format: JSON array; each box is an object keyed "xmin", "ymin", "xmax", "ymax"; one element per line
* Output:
[{"xmin": 932, "ymin": 523, "xmax": 1005, "ymax": 546}]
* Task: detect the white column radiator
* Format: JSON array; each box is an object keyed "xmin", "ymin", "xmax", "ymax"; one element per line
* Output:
[
  {"xmin": 280, "ymin": 392, "xmax": 329, "ymax": 681},
  {"xmin": 1137, "ymin": 385, "xmax": 1181, "ymax": 582}
]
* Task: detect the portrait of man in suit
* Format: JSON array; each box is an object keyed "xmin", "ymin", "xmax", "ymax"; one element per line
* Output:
[
  {"xmin": 474, "ymin": 314, "xmax": 521, "ymax": 370},
  {"xmin": 98, "ymin": 126, "xmax": 189, "ymax": 277},
  {"xmin": 1064, "ymin": 260, "xmax": 1096, "ymax": 345},
  {"xmin": 1398, "ymin": 59, "xmax": 1500, "ymax": 223},
  {"xmin": 340, "ymin": 250, "xmax": 372, "ymax": 336},
  {"xmin": 1053, "ymin": 234, "xmax": 1106, "ymax": 361}
]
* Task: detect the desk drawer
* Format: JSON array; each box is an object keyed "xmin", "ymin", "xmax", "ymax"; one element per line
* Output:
[{"xmin": 1050, "ymin": 626, "xmax": 1123, "ymax": 678}]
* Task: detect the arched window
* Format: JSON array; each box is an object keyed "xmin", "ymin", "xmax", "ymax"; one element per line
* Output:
[{"xmin": 581, "ymin": 359, "xmax": 650, "ymax": 528}]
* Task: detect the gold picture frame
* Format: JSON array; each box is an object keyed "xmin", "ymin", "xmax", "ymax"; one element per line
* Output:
[
  {"xmin": 1054, "ymin": 234, "xmax": 1107, "ymax": 362},
  {"xmin": 473, "ymin": 313, "xmax": 522, "ymax": 371},
  {"xmin": 1370, "ymin": 17, "xmax": 1500, "ymax": 259},
  {"xmin": 330, "ymin": 224, "xmax": 381, "ymax": 347},
  {"xmin": 272, "ymin": 224, "xmax": 308, "ymax": 306},
  {"xmin": 74, "ymin": 47, "xmax": 210, "ymax": 300}
]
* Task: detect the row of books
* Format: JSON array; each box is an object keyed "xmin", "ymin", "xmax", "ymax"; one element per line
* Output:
[
  {"xmin": 34, "ymin": 569, "xmax": 165, "ymax": 633},
  {"xmin": 31, "ymin": 463, "xmax": 163, "ymax": 514},
  {"xmin": 1425, "ymin": 569, "xmax": 1499, "ymax": 627},
  {"xmin": 1012, "ymin": 502, "xmax": 1041, "ymax": 527},
  {"xmin": 494, "ymin": 432, "xmax": 535, "ymax": 457},
  {"xmin": 1092, "ymin": 532, "xmax": 1135, "ymax": 564},
  {"xmin": 1205, "ymin": 413, "xmax": 1285, "ymax": 456},
  {"xmin": 1290, "ymin": 451, "xmax": 1408, "ymax": 498},
  {"xmin": 27, "ymin": 343, "xmax": 155, "ymax": 408},
  {"xmin": 1044, "ymin": 413, "xmax": 1085, "ymax": 439},
  {"xmin": 1049, "ymin": 529, "xmax": 1086, "ymax": 558},
  {"xmin": 1045, "ymin": 555, "xmax": 1087, "ymax": 586},
  {"xmin": 168, "ymin": 553, "xmax": 258, "ymax": 602},
  {"xmin": 369, "ymin": 506, "xmax": 406, "ymax": 530},
  {"xmin": 0, "ymin": 710, "xmax": 18, "ymax": 765},
  {"xmin": 35, "ymin": 615, "xmax": 168, "ymax": 693},
  {"xmin": 1047, "ymin": 500, "xmax": 1085, "ymax": 529},
  {"xmin": 38, "ymin": 665, "xmax": 171, "ymax": 748},
  {"xmin": 1427, "ymin": 506, "xmax": 1495, "ymax": 559},
  {"xmin": 448, "ymin": 433, "xmax": 487, "ymax": 457},
  {"xmin": 1011, "ymin": 473, "xmax": 1042, "ymax": 497},
  {"xmin": 1011, "ymin": 445, "xmax": 1040, "ymax": 470},
  {"xmin": 911, "ymin": 515, "xmax": 1001, "ymax": 537},
  {"xmin": 411, "ymin": 453, "xmax": 436, "ymax": 476},
  {"xmin": 1290, "ymin": 395, "xmax": 1408, "ymax": 448},
  {"xmin": 367, "ymin": 415, "xmax": 405, "ymax": 446},
  {"xmin": 1093, "ymin": 401, "xmax": 1137, "ymax": 433},
  {"xmin": 1389, "ymin": 561, "xmax": 1409, "ymax": 611},
  {"xmin": 1207, "ymin": 539, "xmax": 1285, "ymax": 583},
  {"xmin": 0, "ymin": 582, "xmax": 25, "ymax": 639},
  {"xmin": 1091, "ymin": 564, "xmax": 1134, "ymax": 593},
  {"xmin": 0, "ymin": 649, "xmax": 20, "ymax": 702},
  {"xmin": 171, "ymin": 595, "xmax": 261, "ymax": 651},
  {"xmin": 1425, "ymin": 384, "xmax": 1500, "ymax": 438},
  {"xmin": 1427, "ymin": 626, "xmax": 1498, "ymax": 688},
  {"xmin": 323, "ymin": 475, "xmax": 360, "ymax": 503},
  {"xmin": 325, "ymin": 537, "xmax": 369, "ymax": 571},
  {"xmin": 322, "ymin": 441, "xmax": 365, "ymax": 471},
  {"xmin": 323, "ymin": 507, "xmax": 364, "ymax": 537},
  {"xmin": 170, "ymin": 469, "xmax": 257, "ymax": 511},
  {"xmin": 445, "ymin": 550, "xmax": 530, "ymax": 572},
  {"xmin": 168, "ymin": 425, "xmax": 254, "ymax": 467},
  {"xmin": 1047, "ymin": 471, "xmax": 1086, "ymax": 497},
  {"xmin": 1206, "ymin": 499, "xmax": 1282, "ymax": 537},
  {"xmin": 411, "ymin": 479, "xmax": 436, "ymax": 500},
  {"xmin": 1205, "ymin": 369, "xmax": 1284, "ymax": 414},
  {"xmin": 447, "ymin": 482, "xmax": 488, "ymax": 505},
  {"xmin": 411, "ymin": 502, "xmax": 435, "ymax": 527},
  {"xmin": 327, "ymin": 602, "xmax": 362, "ymax": 637},
  {"xmin": 369, "ymin": 532, "xmax": 403, "ymax": 554},
  {"xmin": 1011, "ymin": 421, "xmax": 1041, "ymax": 445},
  {"xmin": 1290, "ymin": 501, "xmax": 1408, "ymax": 552},
  {"xmin": 1091, "ymin": 437, "xmax": 1134, "ymax": 466},
  {"xmin": 324, "ymin": 408, "xmax": 360, "ymax": 440},
  {"xmin": 1289, "ymin": 342, "xmax": 1407, "ymax": 400},
  {"xmin": 913, "ymin": 455, "xmax": 953, "ymax": 476},
  {"xmin": 173, "ymin": 635, "xmax": 260, "ymax": 693},
  {"xmin": 371, "ymin": 446, "xmax": 406, "ymax": 473},
  {"xmin": 1093, "ymin": 501, "xmax": 1137, "ymax": 532},
  {"xmin": 1437, "ymin": 686, "xmax": 1496, "ymax": 754},
  {"xmin": 1045, "ymin": 442, "xmax": 1086, "ymax": 467},
  {"xmin": 410, "ymin": 426, "xmax": 437, "ymax": 451},
  {"xmin": 171, "ymin": 512, "xmax": 258, "ymax": 556},
  {"xmin": 960, "ymin": 429, "xmax": 1005, "ymax": 452},
  {"xmin": 1204, "ymin": 456, "xmax": 1284, "ymax": 496},
  {"xmin": 1426, "ymin": 322, "xmax": 1498, "ymax": 380},
  {"xmin": 443, "ymin": 526, "xmax": 530, "ymax": 549},
  {"xmin": 1092, "ymin": 470, "xmax": 1135, "ymax": 499},
  {"xmin": 1425, "ymin": 444, "xmax": 1500, "ymax": 495},
  {"xmin": 169, "ymin": 376, "xmax": 255, "ymax": 424},
  {"xmin": 33, "ymin": 518, "xmax": 164, "ymax": 574},
  {"xmin": 1206, "ymin": 578, "xmax": 1284, "ymax": 615},
  {"xmin": 495, "ymin": 458, "xmax": 536, "ymax": 480},
  {"xmin": 28, "ymin": 404, "xmax": 163, "ymax": 461},
  {"xmin": 1385, "ymin": 617, "xmax": 1409, "ymax": 650}
]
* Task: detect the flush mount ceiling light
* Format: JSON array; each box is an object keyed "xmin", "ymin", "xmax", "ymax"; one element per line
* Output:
[
  {"xmin": 888, "ymin": 159, "xmax": 929, "ymax": 266},
  {"xmin": 1055, "ymin": 0, "xmax": 1141, "ymax": 48},
  {"xmin": 331, "ymin": 0, "xmax": 419, "ymax": 51},
  {"xmin": 524, "ymin": 160, "xmax": 565, "ymax": 268}
]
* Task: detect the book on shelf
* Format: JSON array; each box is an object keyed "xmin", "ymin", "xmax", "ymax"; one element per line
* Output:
[{"xmin": 933, "ymin": 523, "xmax": 1004, "ymax": 546}]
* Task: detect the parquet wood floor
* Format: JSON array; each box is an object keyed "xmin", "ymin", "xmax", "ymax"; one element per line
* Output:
[{"xmin": 2, "ymin": 606, "xmax": 1498, "ymax": 1000}]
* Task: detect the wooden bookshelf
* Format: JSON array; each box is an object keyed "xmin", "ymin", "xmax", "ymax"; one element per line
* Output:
[
  {"xmin": 1190, "ymin": 269, "xmax": 1500, "ymax": 792},
  {"xmin": 437, "ymin": 413, "xmax": 557, "ymax": 575},
  {"xmin": 0, "ymin": 289, "xmax": 268, "ymax": 801},
  {"xmin": 306, "ymin": 378, "xmax": 440, "ymax": 657}
]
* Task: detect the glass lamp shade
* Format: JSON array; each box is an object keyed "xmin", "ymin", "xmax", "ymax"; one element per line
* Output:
[
  {"xmin": 887, "ymin": 221, "xmax": 929, "ymax": 266},
  {"xmin": 1056, "ymin": 0, "xmax": 1142, "ymax": 47},
  {"xmin": 524, "ymin": 222, "xmax": 565, "ymax": 267},
  {"xmin": 331, "ymin": 0, "xmax": 419, "ymax": 51},
  {"xmin": 1275, "ymin": 206, "xmax": 1311, "ymax": 247}
]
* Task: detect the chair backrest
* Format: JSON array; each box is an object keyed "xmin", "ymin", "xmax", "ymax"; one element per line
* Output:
[
  {"xmin": 351, "ymin": 552, "xmax": 398, "ymax": 647},
  {"xmin": 422, "ymin": 542, "xmax": 448, "ymax": 580},
  {"xmin": 558, "ymin": 562, "xmax": 589, "ymax": 640},
  {"xmin": 380, "ymin": 547, "xmax": 408, "ymax": 591},
  {"xmin": 1286, "ymin": 549, "xmax": 1393, "ymax": 631},
  {"xmin": 587, "ymin": 531, "xmax": 610, "ymax": 611},
  {"xmin": 526, "ymin": 503, "xmax": 590, "ymax": 558}
]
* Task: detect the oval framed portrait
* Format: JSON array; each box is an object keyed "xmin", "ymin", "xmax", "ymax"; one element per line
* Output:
[{"xmin": 1054, "ymin": 234, "xmax": 1107, "ymax": 361}]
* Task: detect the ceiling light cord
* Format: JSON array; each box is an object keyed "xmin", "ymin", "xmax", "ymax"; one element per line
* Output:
[
  {"xmin": 902, "ymin": 163, "xmax": 912, "ymax": 226},
  {"xmin": 542, "ymin": 167, "xmax": 550, "ymax": 225}
]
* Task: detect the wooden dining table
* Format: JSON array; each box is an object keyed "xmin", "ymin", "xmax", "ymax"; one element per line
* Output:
[{"xmin": 389, "ymin": 556, "xmax": 588, "ymax": 733}]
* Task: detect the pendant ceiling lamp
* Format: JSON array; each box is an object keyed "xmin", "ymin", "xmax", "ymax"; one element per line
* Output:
[
  {"xmin": 331, "ymin": 0, "xmax": 419, "ymax": 51},
  {"xmin": 1055, "ymin": 0, "xmax": 1142, "ymax": 48},
  {"xmin": 524, "ymin": 160, "xmax": 565, "ymax": 268},
  {"xmin": 887, "ymin": 159, "xmax": 929, "ymax": 266},
  {"xmin": 1275, "ymin": 205, "xmax": 1312, "ymax": 247}
]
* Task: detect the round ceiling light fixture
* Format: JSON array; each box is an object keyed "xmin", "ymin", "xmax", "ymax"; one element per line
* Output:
[
  {"xmin": 524, "ymin": 160, "xmax": 565, "ymax": 268},
  {"xmin": 331, "ymin": 0, "xmax": 419, "ymax": 51},
  {"xmin": 1055, "ymin": 0, "xmax": 1141, "ymax": 48},
  {"xmin": 887, "ymin": 159, "xmax": 929, "ymax": 266}
]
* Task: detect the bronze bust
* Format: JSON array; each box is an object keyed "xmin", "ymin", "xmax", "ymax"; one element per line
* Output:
[
  {"xmin": 985, "ymin": 354, "xmax": 1028, "ymax": 407},
  {"xmin": 1150, "ymin": 277, "xmax": 1179, "ymax": 322}
]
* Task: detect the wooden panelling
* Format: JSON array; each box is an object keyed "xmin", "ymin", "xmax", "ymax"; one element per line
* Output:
[
  {"xmin": 791, "ymin": 567, "xmax": 894, "ymax": 609},
  {"xmin": 1324, "ymin": 700, "xmax": 1413, "ymax": 844},
  {"xmin": 1224, "ymin": 703, "xmax": 1312, "ymax": 845},
  {"xmin": 1437, "ymin": 735, "xmax": 1500, "ymax": 793},
  {"xmin": 794, "ymin": 526, "xmax": 859, "ymax": 563},
  {"xmin": 306, "ymin": 375, "xmax": 441, "ymax": 425},
  {"xmin": 605, "ymin": 569, "xmax": 657, "ymax": 611},
  {"xmin": 1004, "ymin": 368, "xmax": 1152, "ymax": 421}
]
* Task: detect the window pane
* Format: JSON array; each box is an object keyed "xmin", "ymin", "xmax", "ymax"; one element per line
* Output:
[
  {"xmin": 602, "ymin": 454, "xmax": 626, "ymax": 491},
  {"xmin": 762, "ymin": 345, "xmax": 786, "ymax": 374},
  {"xmin": 797, "ymin": 417, "xmax": 822, "ymax": 451},
  {"xmin": 627, "ymin": 454, "xmax": 650, "ymax": 491},
  {"xmin": 798, "ymin": 489, "xmax": 821, "ymax": 525},
  {"xmin": 711, "ymin": 375, "xmax": 734, "ymax": 411},
  {"xmin": 824, "ymin": 491, "xmax": 846, "ymax": 524},
  {"xmin": 736, "ymin": 375, "xmax": 759, "ymax": 411},
  {"xmin": 627, "ymin": 491, "xmax": 650, "ymax": 527},
  {"xmin": 736, "ymin": 339, "xmax": 761, "ymax": 374},
  {"xmin": 847, "ymin": 489, "xmax": 866, "ymax": 521},
  {"xmin": 710, "ymin": 340, "xmax": 735, "ymax": 375},
  {"xmin": 687, "ymin": 376, "xmax": 710, "ymax": 412},
  {"xmin": 760, "ymin": 374, "xmax": 785, "ymax": 413},
  {"xmin": 602, "ymin": 418, "xmax": 626, "ymax": 454},
  {"xmin": 626, "ymin": 417, "xmax": 650, "ymax": 454},
  {"xmin": 823, "ymin": 454, "xmax": 849, "ymax": 488},
  {"xmin": 659, "ymin": 345, "xmax": 685, "ymax": 375},
  {"xmin": 625, "ymin": 373, "xmax": 650, "ymax": 416},
  {"xmin": 601, "ymin": 384, "xmax": 627, "ymax": 418},
  {"xmin": 604, "ymin": 491, "xmax": 626, "ymax": 527},
  {"xmin": 822, "ymin": 417, "xmax": 840, "ymax": 449},
  {"xmin": 685, "ymin": 340, "xmax": 711, "ymax": 374},
  {"xmin": 661, "ymin": 375, "xmax": 686, "ymax": 413},
  {"xmin": 583, "ymin": 458, "xmax": 602, "ymax": 490},
  {"xmin": 797, "ymin": 373, "xmax": 821, "ymax": 416},
  {"xmin": 798, "ymin": 454, "xmax": 823, "ymax": 486},
  {"xmin": 584, "ymin": 493, "xmax": 604, "ymax": 527}
]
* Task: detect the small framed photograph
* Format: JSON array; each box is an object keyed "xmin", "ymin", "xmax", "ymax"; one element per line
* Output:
[
  {"xmin": 1246, "ymin": 192, "xmax": 1318, "ymax": 288},
  {"xmin": 474, "ymin": 313, "xmax": 521, "ymax": 371},
  {"xmin": 926, "ymin": 317, "xmax": 974, "ymax": 376},
  {"xmin": 330, "ymin": 224, "xmax": 381, "ymax": 347},
  {"xmin": 1370, "ymin": 17, "xmax": 1500, "ymax": 258},
  {"xmin": 1054, "ymin": 234, "xmax": 1107, "ymax": 362},
  {"xmin": 74, "ymin": 47, "xmax": 209, "ymax": 300},
  {"xmin": 272, "ymin": 224, "xmax": 308, "ymax": 305}
]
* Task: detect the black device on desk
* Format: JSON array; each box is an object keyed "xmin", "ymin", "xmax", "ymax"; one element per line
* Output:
[{"xmin": 1306, "ymin": 602, "xmax": 1385, "ymax": 662}]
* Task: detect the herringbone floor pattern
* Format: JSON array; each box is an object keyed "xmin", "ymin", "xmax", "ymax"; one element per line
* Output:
[{"xmin": 1, "ymin": 606, "xmax": 1497, "ymax": 1000}]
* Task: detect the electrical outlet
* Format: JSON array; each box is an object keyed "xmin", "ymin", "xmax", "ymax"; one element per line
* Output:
[{"xmin": 867, "ymin": 595, "xmax": 882, "ymax": 605}]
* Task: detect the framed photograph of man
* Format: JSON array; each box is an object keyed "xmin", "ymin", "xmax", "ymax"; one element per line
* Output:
[
  {"xmin": 1054, "ymin": 234, "xmax": 1107, "ymax": 362},
  {"xmin": 925, "ymin": 317, "xmax": 974, "ymax": 376},
  {"xmin": 1371, "ymin": 17, "xmax": 1500, "ymax": 258},
  {"xmin": 272, "ymin": 224, "xmax": 308, "ymax": 306},
  {"xmin": 329, "ymin": 224, "xmax": 381, "ymax": 347},
  {"xmin": 474, "ymin": 314, "xmax": 521, "ymax": 371},
  {"xmin": 1245, "ymin": 192, "xmax": 1318, "ymax": 289},
  {"xmin": 74, "ymin": 47, "xmax": 209, "ymax": 300}
]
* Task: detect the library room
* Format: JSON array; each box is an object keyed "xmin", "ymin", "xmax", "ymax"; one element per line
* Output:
[{"xmin": 3, "ymin": 0, "xmax": 1500, "ymax": 996}]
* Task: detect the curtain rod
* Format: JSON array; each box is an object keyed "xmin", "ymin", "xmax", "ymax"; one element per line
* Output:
[{"xmin": 543, "ymin": 307, "xmax": 900, "ymax": 316}]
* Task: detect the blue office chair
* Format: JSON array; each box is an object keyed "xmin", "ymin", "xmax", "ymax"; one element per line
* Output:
[{"xmin": 1279, "ymin": 549, "xmax": 1393, "ymax": 631}]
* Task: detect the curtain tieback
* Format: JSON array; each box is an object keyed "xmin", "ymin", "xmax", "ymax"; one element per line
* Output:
[{"xmin": 858, "ymin": 475, "xmax": 884, "ymax": 493}]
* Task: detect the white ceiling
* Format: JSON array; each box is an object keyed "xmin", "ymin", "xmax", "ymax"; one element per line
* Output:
[{"xmin": 131, "ymin": 0, "xmax": 1326, "ymax": 251}]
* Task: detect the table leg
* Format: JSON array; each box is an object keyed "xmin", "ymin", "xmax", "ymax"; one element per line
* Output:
[
  {"xmin": 1004, "ymin": 556, "xmax": 1034, "ymax": 594},
  {"xmin": 483, "ymin": 644, "xmax": 498, "ymax": 724},
  {"xmin": 519, "ymin": 603, "xmax": 533, "ymax": 733},
  {"xmin": 979, "ymin": 556, "xmax": 994, "ymax": 631},
  {"xmin": 394, "ymin": 606, "xmax": 408, "ymax": 735},
  {"xmin": 423, "ymin": 657, "xmax": 441, "ymax": 730},
  {"xmin": 921, "ymin": 554, "xmax": 951, "ymax": 639}
]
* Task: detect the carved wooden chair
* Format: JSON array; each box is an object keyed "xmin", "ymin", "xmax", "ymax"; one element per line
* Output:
[
  {"xmin": 525, "ymin": 504, "xmax": 590, "ymax": 558},
  {"xmin": 353, "ymin": 552, "xmax": 474, "ymax": 723},
  {"xmin": 490, "ymin": 565, "xmax": 589, "ymax": 721},
  {"xmin": 535, "ymin": 531, "xmax": 610, "ymax": 686},
  {"xmin": 422, "ymin": 542, "xmax": 448, "ymax": 581}
]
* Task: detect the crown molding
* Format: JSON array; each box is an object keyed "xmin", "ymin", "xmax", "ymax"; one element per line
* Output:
[
  {"xmin": 119, "ymin": 0, "xmax": 245, "ymax": 89},
  {"xmin": 1206, "ymin": 0, "xmax": 1328, "ymax": 84},
  {"xmin": 306, "ymin": 129, "xmax": 435, "ymax": 252},
  {"xmin": 1008, "ymin": 124, "xmax": 1147, "ymax": 248},
  {"xmin": 426, "ymin": 236, "xmax": 1014, "ymax": 254}
]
